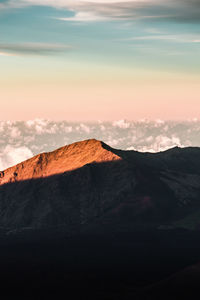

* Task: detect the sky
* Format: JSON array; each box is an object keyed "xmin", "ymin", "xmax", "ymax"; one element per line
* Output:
[{"xmin": 0, "ymin": 0, "xmax": 200, "ymax": 121}]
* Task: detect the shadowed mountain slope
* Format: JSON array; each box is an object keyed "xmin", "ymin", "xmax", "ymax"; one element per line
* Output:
[{"xmin": 1, "ymin": 139, "xmax": 200, "ymax": 231}]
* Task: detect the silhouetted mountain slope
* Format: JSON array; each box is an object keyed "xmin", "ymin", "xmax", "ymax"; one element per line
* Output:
[{"xmin": 1, "ymin": 139, "xmax": 200, "ymax": 231}]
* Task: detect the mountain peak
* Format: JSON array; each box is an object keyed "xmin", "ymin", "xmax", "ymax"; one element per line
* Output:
[{"xmin": 0, "ymin": 139, "xmax": 121, "ymax": 186}]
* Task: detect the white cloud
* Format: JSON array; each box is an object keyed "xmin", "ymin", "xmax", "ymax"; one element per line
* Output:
[
  {"xmin": 63, "ymin": 126, "xmax": 72, "ymax": 133},
  {"xmin": 112, "ymin": 119, "xmax": 130, "ymax": 129},
  {"xmin": 155, "ymin": 119, "xmax": 165, "ymax": 125},
  {"xmin": 146, "ymin": 136, "xmax": 153, "ymax": 142},
  {"xmin": 80, "ymin": 123, "xmax": 91, "ymax": 133},
  {"xmin": 105, "ymin": 138, "xmax": 119, "ymax": 147},
  {"xmin": 26, "ymin": 118, "xmax": 48, "ymax": 128},
  {"xmin": 58, "ymin": 11, "xmax": 106, "ymax": 22},
  {"xmin": 9, "ymin": 127, "xmax": 21, "ymax": 138},
  {"xmin": 132, "ymin": 135, "xmax": 186, "ymax": 153},
  {"xmin": 0, "ymin": 146, "xmax": 33, "ymax": 170},
  {"xmin": 25, "ymin": 118, "xmax": 57, "ymax": 134},
  {"xmin": 100, "ymin": 125, "xmax": 106, "ymax": 131},
  {"xmin": 154, "ymin": 135, "xmax": 182, "ymax": 151},
  {"xmin": 127, "ymin": 146, "xmax": 137, "ymax": 151}
]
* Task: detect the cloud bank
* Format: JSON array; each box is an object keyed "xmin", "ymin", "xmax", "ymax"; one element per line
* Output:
[{"xmin": 0, "ymin": 118, "xmax": 199, "ymax": 170}]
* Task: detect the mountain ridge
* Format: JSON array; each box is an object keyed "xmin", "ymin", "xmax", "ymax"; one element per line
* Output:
[
  {"xmin": 0, "ymin": 139, "xmax": 121, "ymax": 186},
  {"xmin": 1, "ymin": 139, "xmax": 200, "ymax": 231},
  {"xmin": 2, "ymin": 138, "xmax": 200, "ymax": 186}
]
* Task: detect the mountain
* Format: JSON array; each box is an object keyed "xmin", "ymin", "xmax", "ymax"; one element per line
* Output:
[
  {"xmin": 1, "ymin": 139, "xmax": 200, "ymax": 298},
  {"xmin": 1, "ymin": 139, "xmax": 200, "ymax": 231},
  {"xmin": 0, "ymin": 139, "xmax": 120, "ymax": 184}
]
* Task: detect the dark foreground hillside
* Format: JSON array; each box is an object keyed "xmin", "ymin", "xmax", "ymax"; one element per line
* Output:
[{"xmin": 0, "ymin": 228, "xmax": 200, "ymax": 299}]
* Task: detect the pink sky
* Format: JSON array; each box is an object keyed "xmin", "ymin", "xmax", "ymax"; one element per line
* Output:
[{"xmin": 1, "ymin": 78, "xmax": 200, "ymax": 120}]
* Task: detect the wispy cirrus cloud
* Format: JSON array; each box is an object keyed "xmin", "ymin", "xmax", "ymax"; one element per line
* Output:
[
  {"xmin": 120, "ymin": 34, "xmax": 200, "ymax": 43},
  {"xmin": 1, "ymin": 0, "xmax": 200, "ymax": 23},
  {"xmin": 0, "ymin": 51, "xmax": 16, "ymax": 56},
  {"xmin": 0, "ymin": 43, "xmax": 72, "ymax": 56}
]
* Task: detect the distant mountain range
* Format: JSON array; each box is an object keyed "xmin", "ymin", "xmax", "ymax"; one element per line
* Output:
[{"xmin": 1, "ymin": 138, "xmax": 200, "ymax": 231}]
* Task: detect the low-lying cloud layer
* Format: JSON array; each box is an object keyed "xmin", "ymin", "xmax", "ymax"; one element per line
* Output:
[{"xmin": 0, "ymin": 119, "xmax": 200, "ymax": 170}]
